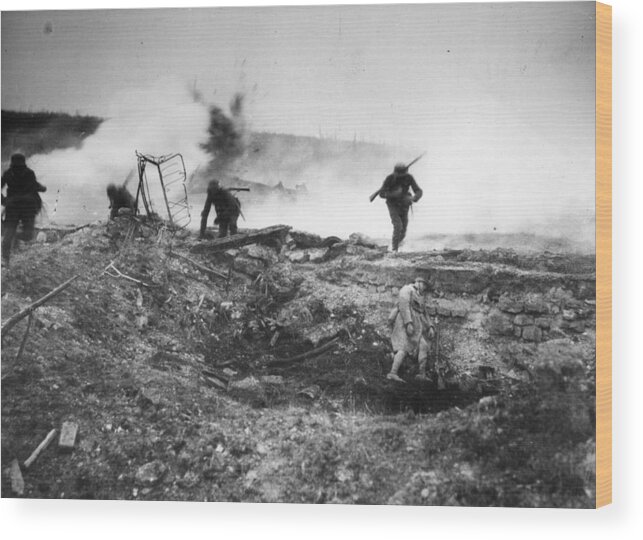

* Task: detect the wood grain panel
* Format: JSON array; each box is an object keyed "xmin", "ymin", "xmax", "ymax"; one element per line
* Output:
[{"xmin": 595, "ymin": 1, "xmax": 612, "ymax": 509}]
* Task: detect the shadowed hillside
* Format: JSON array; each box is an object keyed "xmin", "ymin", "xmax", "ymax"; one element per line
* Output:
[{"xmin": 1, "ymin": 110, "xmax": 103, "ymax": 163}]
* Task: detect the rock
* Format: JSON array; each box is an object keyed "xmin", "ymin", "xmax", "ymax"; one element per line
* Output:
[
  {"xmin": 286, "ymin": 250, "xmax": 309, "ymax": 263},
  {"xmin": 535, "ymin": 317, "xmax": 551, "ymax": 329},
  {"xmin": 231, "ymin": 376, "xmax": 261, "ymax": 391},
  {"xmin": 452, "ymin": 308, "xmax": 467, "ymax": 318},
  {"xmin": 135, "ymin": 315, "xmax": 149, "ymax": 330},
  {"xmin": 522, "ymin": 325, "xmax": 542, "ymax": 342},
  {"xmin": 348, "ymin": 232, "xmax": 379, "ymax": 249},
  {"xmin": 290, "ymin": 230, "xmax": 323, "ymax": 249},
  {"xmin": 513, "ymin": 314, "xmax": 534, "ymax": 327},
  {"xmin": 241, "ymin": 244, "xmax": 279, "ymax": 265},
  {"xmin": 260, "ymin": 375, "xmax": 284, "ymax": 385},
  {"xmin": 135, "ymin": 460, "xmax": 167, "ymax": 486},
  {"xmin": 568, "ymin": 320, "xmax": 586, "ymax": 333},
  {"xmin": 524, "ymin": 300, "xmax": 549, "ymax": 314},
  {"xmin": 498, "ymin": 295, "xmax": 523, "ymax": 314},
  {"xmin": 10, "ymin": 459, "xmax": 24, "ymax": 495},
  {"xmin": 483, "ymin": 309, "xmax": 514, "ymax": 336},
  {"xmin": 437, "ymin": 305, "xmax": 452, "ymax": 317},
  {"xmin": 36, "ymin": 231, "xmax": 48, "ymax": 243},
  {"xmin": 562, "ymin": 309, "xmax": 577, "ymax": 321},
  {"xmin": 513, "ymin": 326, "xmax": 522, "ymax": 338},
  {"xmin": 307, "ymin": 248, "xmax": 329, "ymax": 263}
]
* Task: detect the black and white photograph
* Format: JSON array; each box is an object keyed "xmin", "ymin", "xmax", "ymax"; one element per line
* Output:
[{"xmin": 2, "ymin": 1, "xmax": 600, "ymax": 509}]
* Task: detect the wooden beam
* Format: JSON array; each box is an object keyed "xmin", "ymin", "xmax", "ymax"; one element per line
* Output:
[{"xmin": 190, "ymin": 225, "xmax": 291, "ymax": 254}]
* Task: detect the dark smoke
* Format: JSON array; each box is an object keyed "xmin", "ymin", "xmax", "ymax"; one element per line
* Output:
[{"xmin": 198, "ymin": 93, "xmax": 246, "ymax": 183}]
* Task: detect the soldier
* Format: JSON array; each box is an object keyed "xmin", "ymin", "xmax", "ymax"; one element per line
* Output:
[
  {"xmin": 106, "ymin": 183, "xmax": 136, "ymax": 219},
  {"xmin": 387, "ymin": 276, "xmax": 436, "ymax": 383},
  {"xmin": 1, "ymin": 154, "xmax": 46, "ymax": 264},
  {"xmin": 199, "ymin": 179, "xmax": 241, "ymax": 239},
  {"xmin": 377, "ymin": 162, "xmax": 423, "ymax": 252}
]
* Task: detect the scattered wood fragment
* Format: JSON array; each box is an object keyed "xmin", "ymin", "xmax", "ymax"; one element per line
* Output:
[
  {"xmin": 1, "ymin": 275, "xmax": 79, "ymax": 339},
  {"xmin": 190, "ymin": 225, "xmax": 291, "ymax": 254},
  {"xmin": 169, "ymin": 251, "xmax": 228, "ymax": 280},
  {"xmin": 15, "ymin": 313, "xmax": 34, "ymax": 362},
  {"xmin": 104, "ymin": 262, "xmax": 150, "ymax": 287},
  {"xmin": 202, "ymin": 374, "xmax": 228, "ymax": 391},
  {"xmin": 58, "ymin": 422, "xmax": 79, "ymax": 452},
  {"xmin": 24, "ymin": 429, "xmax": 57, "ymax": 469},
  {"xmin": 270, "ymin": 330, "xmax": 281, "ymax": 348},
  {"xmin": 10, "ymin": 459, "xmax": 24, "ymax": 496},
  {"xmin": 267, "ymin": 336, "xmax": 341, "ymax": 367}
]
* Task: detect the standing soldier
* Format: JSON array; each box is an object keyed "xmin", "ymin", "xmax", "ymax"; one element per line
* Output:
[
  {"xmin": 199, "ymin": 179, "xmax": 241, "ymax": 239},
  {"xmin": 1, "ymin": 154, "xmax": 46, "ymax": 264},
  {"xmin": 377, "ymin": 162, "xmax": 423, "ymax": 252},
  {"xmin": 387, "ymin": 276, "xmax": 436, "ymax": 382}
]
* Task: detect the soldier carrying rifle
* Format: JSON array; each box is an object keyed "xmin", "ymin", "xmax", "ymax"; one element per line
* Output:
[
  {"xmin": 370, "ymin": 154, "xmax": 424, "ymax": 252},
  {"xmin": 200, "ymin": 180, "xmax": 248, "ymax": 239}
]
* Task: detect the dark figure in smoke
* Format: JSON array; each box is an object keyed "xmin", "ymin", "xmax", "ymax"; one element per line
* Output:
[
  {"xmin": 1, "ymin": 153, "xmax": 46, "ymax": 263},
  {"xmin": 377, "ymin": 162, "xmax": 423, "ymax": 252},
  {"xmin": 106, "ymin": 183, "xmax": 136, "ymax": 219},
  {"xmin": 200, "ymin": 180, "xmax": 241, "ymax": 238}
]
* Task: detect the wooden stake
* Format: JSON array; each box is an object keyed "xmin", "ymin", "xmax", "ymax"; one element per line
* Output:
[
  {"xmin": 24, "ymin": 429, "xmax": 57, "ymax": 469},
  {"xmin": 2, "ymin": 276, "xmax": 79, "ymax": 338}
]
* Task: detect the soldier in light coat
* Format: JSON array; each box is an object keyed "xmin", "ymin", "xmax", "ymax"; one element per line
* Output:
[{"xmin": 387, "ymin": 276, "xmax": 436, "ymax": 382}]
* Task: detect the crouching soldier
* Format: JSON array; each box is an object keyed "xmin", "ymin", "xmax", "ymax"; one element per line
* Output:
[
  {"xmin": 387, "ymin": 276, "xmax": 436, "ymax": 383},
  {"xmin": 199, "ymin": 180, "xmax": 241, "ymax": 239},
  {"xmin": 106, "ymin": 183, "xmax": 136, "ymax": 219},
  {"xmin": 1, "ymin": 154, "xmax": 46, "ymax": 264}
]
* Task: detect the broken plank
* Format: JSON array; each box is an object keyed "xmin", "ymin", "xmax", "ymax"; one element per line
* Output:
[
  {"xmin": 24, "ymin": 428, "xmax": 57, "ymax": 469},
  {"xmin": 10, "ymin": 459, "xmax": 24, "ymax": 496},
  {"xmin": 190, "ymin": 225, "xmax": 291, "ymax": 254},
  {"xmin": 58, "ymin": 422, "xmax": 79, "ymax": 452}
]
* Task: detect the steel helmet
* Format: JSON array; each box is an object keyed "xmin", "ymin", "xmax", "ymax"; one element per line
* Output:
[{"xmin": 394, "ymin": 162, "xmax": 407, "ymax": 174}]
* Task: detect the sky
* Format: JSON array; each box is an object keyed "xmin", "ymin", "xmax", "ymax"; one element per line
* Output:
[{"xmin": 0, "ymin": 2, "xmax": 597, "ymax": 247}]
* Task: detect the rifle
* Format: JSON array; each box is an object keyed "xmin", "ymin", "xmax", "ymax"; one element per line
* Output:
[
  {"xmin": 227, "ymin": 187, "xmax": 250, "ymax": 192},
  {"xmin": 368, "ymin": 152, "xmax": 426, "ymax": 203}
]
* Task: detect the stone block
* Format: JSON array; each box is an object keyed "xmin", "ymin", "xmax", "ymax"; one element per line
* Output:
[
  {"xmin": 568, "ymin": 320, "xmax": 586, "ymax": 333},
  {"xmin": 498, "ymin": 295, "xmax": 523, "ymax": 314},
  {"xmin": 513, "ymin": 314, "xmax": 534, "ymax": 326},
  {"xmin": 483, "ymin": 310, "xmax": 514, "ymax": 336},
  {"xmin": 522, "ymin": 325, "xmax": 542, "ymax": 342},
  {"xmin": 513, "ymin": 326, "xmax": 522, "ymax": 338},
  {"xmin": 58, "ymin": 421, "xmax": 79, "ymax": 452},
  {"xmin": 524, "ymin": 300, "xmax": 549, "ymax": 314},
  {"xmin": 535, "ymin": 317, "xmax": 551, "ymax": 329}
]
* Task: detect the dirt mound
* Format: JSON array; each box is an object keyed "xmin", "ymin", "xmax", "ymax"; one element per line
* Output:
[{"xmin": 1, "ymin": 217, "xmax": 596, "ymax": 506}]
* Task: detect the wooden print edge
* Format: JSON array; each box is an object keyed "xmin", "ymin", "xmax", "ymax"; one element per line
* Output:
[{"xmin": 595, "ymin": 0, "xmax": 612, "ymax": 509}]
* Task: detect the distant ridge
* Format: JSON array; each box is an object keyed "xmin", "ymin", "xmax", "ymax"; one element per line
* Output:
[{"xmin": 1, "ymin": 110, "xmax": 103, "ymax": 162}]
